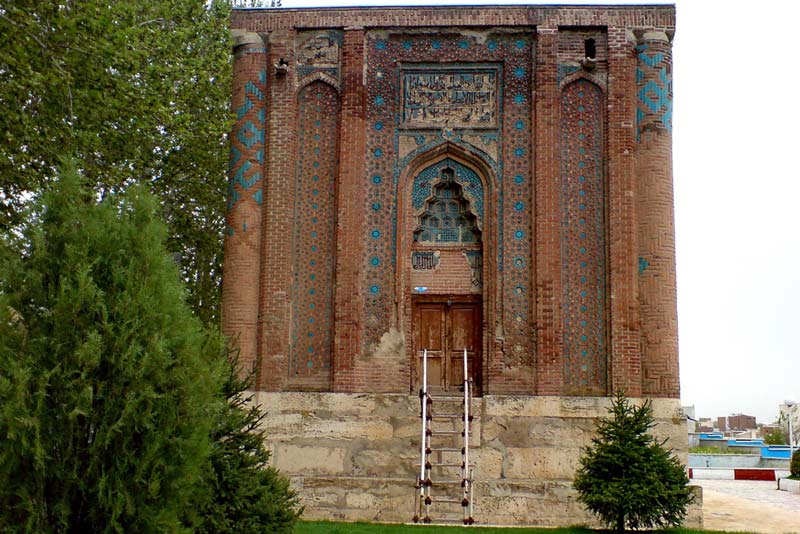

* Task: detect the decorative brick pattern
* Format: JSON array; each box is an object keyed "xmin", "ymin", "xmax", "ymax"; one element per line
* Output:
[
  {"xmin": 288, "ymin": 81, "xmax": 339, "ymax": 387},
  {"xmin": 636, "ymin": 32, "xmax": 679, "ymax": 398},
  {"xmin": 560, "ymin": 79, "xmax": 607, "ymax": 395},
  {"xmin": 222, "ymin": 37, "xmax": 267, "ymax": 376},
  {"xmin": 636, "ymin": 40, "xmax": 672, "ymax": 134},
  {"xmin": 363, "ymin": 32, "xmax": 534, "ymax": 373},
  {"xmin": 224, "ymin": 5, "xmax": 680, "ymax": 399}
]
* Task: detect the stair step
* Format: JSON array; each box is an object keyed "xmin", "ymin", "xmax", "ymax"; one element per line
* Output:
[
  {"xmin": 429, "ymin": 497, "xmax": 466, "ymax": 504},
  {"xmin": 429, "ymin": 447, "xmax": 462, "ymax": 452},
  {"xmin": 425, "ymin": 517, "xmax": 475, "ymax": 525},
  {"xmin": 429, "ymin": 462, "xmax": 466, "ymax": 467},
  {"xmin": 430, "ymin": 479, "xmax": 466, "ymax": 485}
]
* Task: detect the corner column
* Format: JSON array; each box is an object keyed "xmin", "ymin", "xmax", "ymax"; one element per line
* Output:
[
  {"xmin": 634, "ymin": 30, "xmax": 679, "ymax": 397},
  {"xmin": 223, "ymin": 31, "xmax": 268, "ymax": 376}
]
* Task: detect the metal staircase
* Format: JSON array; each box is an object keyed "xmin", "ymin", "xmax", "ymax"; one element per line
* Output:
[{"xmin": 413, "ymin": 349, "xmax": 475, "ymax": 525}]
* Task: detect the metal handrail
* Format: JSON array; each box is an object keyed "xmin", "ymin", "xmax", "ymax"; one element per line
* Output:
[
  {"xmin": 417, "ymin": 349, "xmax": 430, "ymax": 522},
  {"xmin": 462, "ymin": 348, "xmax": 471, "ymax": 524}
]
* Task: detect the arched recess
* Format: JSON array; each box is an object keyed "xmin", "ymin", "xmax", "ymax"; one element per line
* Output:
[
  {"xmin": 396, "ymin": 142, "xmax": 497, "ymax": 395},
  {"xmin": 296, "ymin": 71, "xmax": 341, "ymax": 95},
  {"xmin": 287, "ymin": 80, "xmax": 340, "ymax": 390},
  {"xmin": 560, "ymin": 77, "xmax": 609, "ymax": 396}
]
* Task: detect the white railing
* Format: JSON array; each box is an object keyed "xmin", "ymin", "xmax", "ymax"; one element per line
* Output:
[
  {"xmin": 414, "ymin": 347, "xmax": 474, "ymax": 525},
  {"xmin": 462, "ymin": 348, "xmax": 473, "ymax": 524},
  {"xmin": 418, "ymin": 349, "xmax": 429, "ymax": 513}
]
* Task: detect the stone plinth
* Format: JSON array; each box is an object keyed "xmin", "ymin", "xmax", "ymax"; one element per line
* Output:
[{"xmin": 253, "ymin": 391, "xmax": 702, "ymax": 527}]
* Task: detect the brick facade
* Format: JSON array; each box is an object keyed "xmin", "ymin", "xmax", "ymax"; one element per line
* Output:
[{"xmin": 223, "ymin": 5, "xmax": 679, "ymax": 398}]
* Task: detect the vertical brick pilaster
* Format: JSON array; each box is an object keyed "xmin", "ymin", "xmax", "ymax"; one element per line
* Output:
[
  {"xmin": 223, "ymin": 32, "xmax": 267, "ymax": 379},
  {"xmin": 257, "ymin": 29, "xmax": 297, "ymax": 391},
  {"xmin": 332, "ymin": 29, "xmax": 366, "ymax": 392},
  {"xmin": 534, "ymin": 26, "xmax": 562, "ymax": 395},
  {"xmin": 607, "ymin": 27, "xmax": 642, "ymax": 396},
  {"xmin": 634, "ymin": 30, "xmax": 679, "ymax": 398}
]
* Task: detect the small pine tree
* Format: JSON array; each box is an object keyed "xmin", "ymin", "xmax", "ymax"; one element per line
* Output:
[
  {"xmin": 191, "ymin": 345, "xmax": 302, "ymax": 534},
  {"xmin": 0, "ymin": 166, "xmax": 223, "ymax": 532},
  {"xmin": 573, "ymin": 391, "xmax": 694, "ymax": 533}
]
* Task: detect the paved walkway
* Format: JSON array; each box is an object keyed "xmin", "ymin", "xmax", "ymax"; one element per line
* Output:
[{"xmin": 694, "ymin": 479, "xmax": 800, "ymax": 533}]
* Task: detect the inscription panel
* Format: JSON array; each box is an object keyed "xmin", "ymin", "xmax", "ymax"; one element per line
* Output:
[{"xmin": 402, "ymin": 68, "xmax": 498, "ymax": 128}]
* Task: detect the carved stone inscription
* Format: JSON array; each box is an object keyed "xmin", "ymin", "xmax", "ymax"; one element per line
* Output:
[
  {"xmin": 402, "ymin": 69, "xmax": 497, "ymax": 128},
  {"xmin": 297, "ymin": 31, "xmax": 340, "ymax": 66}
]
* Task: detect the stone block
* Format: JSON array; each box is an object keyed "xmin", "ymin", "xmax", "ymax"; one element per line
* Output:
[
  {"xmin": 272, "ymin": 444, "xmax": 347, "ymax": 475},
  {"xmin": 352, "ymin": 447, "xmax": 418, "ymax": 477},
  {"xmin": 505, "ymin": 446, "xmax": 582, "ymax": 480},
  {"xmin": 302, "ymin": 416, "xmax": 394, "ymax": 440},
  {"xmin": 346, "ymin": 492, "xmax": 377, "ymax": 509},
  {"xmin": 472, "ymin": 447, "xmax": 503, "ymax": 479}
]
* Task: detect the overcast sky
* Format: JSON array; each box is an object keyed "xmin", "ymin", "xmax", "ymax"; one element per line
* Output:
[{"xmin": 275, "ymin": 0, "xmax": 799, "ymax": 423}]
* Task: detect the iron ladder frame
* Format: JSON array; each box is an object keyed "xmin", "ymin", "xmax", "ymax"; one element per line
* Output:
[{"xmin": 413, "ymin": 348, "xmax": 475, "ymax": 525}]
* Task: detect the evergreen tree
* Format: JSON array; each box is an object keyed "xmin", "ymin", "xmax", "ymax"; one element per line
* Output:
[
  {"xmin": 0, "ymin": 166, "xmax": 224, "ymax": 533},
  {"xmin": 573, "ymin": 391, "xmax": 694, "ymax": 533},
  {"xmin": 192, "ymin": 348, "xmax": 302, "ymax": 534}
]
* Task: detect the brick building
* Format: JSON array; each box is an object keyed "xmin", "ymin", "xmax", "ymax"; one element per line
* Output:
[
  {"xmin": 718, "ymin": 414, "xmax": 758, "ymax": 432},
  {"xmin": 223, "ymin": 4, "xmax": 693, "ymax": 526}
]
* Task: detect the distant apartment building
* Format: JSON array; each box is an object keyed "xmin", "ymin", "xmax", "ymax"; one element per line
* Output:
[{"xmin": 718, "ymin": 414, "xmax": 757, "ymax": 432}]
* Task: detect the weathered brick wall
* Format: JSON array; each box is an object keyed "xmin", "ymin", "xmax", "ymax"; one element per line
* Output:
[{"xmin": 223, "ymin": 5, "xmax": 679, "ymax": 398}]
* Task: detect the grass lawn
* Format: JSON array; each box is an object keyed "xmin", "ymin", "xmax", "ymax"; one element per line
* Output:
[{"xmin": 296, "ymin": 521, "xmax": 739, "ymax": 534}]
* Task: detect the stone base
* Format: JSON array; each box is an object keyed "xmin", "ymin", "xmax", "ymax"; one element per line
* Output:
[{"xmin": 253, "ymin": 392, "xmax": 702, "ymax": 528}]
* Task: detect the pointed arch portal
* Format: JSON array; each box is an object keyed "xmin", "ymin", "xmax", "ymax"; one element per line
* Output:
[{"xmin": 399, "ymin": 153, "xmax": 492, "ymax": 395}]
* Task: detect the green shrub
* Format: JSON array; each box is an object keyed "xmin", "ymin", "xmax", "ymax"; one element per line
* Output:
[
  {"xmin": 574, "ymin": 391, "xmax": 694, "ymax": 533},
  {"xmin": 791, "ymin": 449, "xmax": 800, "ymax": 478},
  {"xmin": 192, "ymin": 347, "xmax": 302, "ymax": 534},
  {"xmin": 764, "ymin": 428, "xmax": 787, "ymax": 445},
  {"xmin": 0, "ymin": 167, "xmax": 222, "ymax": 532},
  {"xmin": 689, "ymin": 446, "xmax": 752, "ymax": 455}
]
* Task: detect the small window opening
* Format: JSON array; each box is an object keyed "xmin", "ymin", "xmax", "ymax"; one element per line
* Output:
[{"xmin": 584, "ymin": 38, "xmax": 596, "ymax": 60}]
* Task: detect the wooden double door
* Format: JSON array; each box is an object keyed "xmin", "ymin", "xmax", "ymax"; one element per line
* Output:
[{"xmin": 413, "ymin": 298, "xmax": 482, "ymax": 394}]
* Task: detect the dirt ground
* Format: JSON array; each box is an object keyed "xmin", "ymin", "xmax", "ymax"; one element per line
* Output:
[{"xmin": 694, "ymin": 480, "xmax": 800, "ymax": 533}]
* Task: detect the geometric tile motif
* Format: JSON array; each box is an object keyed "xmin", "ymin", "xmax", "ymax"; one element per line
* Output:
[
  {"xmin": 228, "ymin": 71, "xmax": 266, "ymax": 214},
  {"xmin": 560, "ymin": 79, "xmax": 608, "ymax": 394},
  {"xmin": 289, "ymin": 81, "xmax": 340, "ymax": 378},
  {"xmin": 364, "ymin": 33, "xmax": 534, "ymax": 359},
  {"xmin": 500, "ymin": 36, "xmax": 534, "ymax": 367},
  {"xmin": 635, "ymin": 44, "xmax": 672, "ymax": 135}
]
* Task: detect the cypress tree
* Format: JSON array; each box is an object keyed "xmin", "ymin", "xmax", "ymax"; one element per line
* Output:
[
  {"xmin": 0, "ymin": 166, "xmax": 223, "ymax": 533},
  {"xmin": 573, "ymin": 391, "xmax": 694, "ymax": 533}
]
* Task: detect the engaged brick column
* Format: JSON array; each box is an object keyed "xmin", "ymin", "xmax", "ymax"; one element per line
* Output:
[
  {"xmin": 634, "ymin": 30, "xmax": 679, "ymax": 398},
  {"xmin": 258, "ymin": 29, "xmax": 296, "ymax": 391},
  {"xmin": 331, "ymin": 29, "xmax": 367, "ymax": 392},
  {"xmin": 606, "ymin": 28, "xmax": 642, "ymax": 396},
  {"xmin": 534, "ymin": 26, "xmax": 562, "ymax": 396},
  {"xmin": 223, "ymin": 31, "xmax": 268, "ymax": 376}
]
